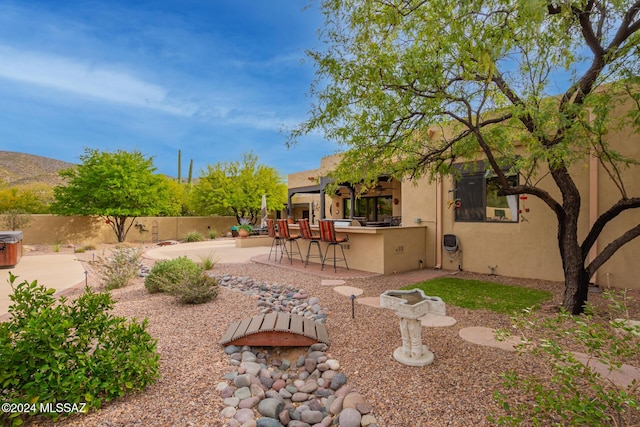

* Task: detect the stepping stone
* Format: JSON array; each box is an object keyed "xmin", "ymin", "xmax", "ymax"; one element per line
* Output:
[
  {"xmin": 419, "ymin": 313, "xmax": 457, "ymax": 327},
  {"xmin": 458, "ymin": 326, "xmax": 522, "ymax": 351},
  {"xmin": 322, "ymin": 279, "xmax": 346, "ymax": 286},
  {"xmin": 572, "ymin": 352, "xmax": 640, "ymax": 388},
  {"xmin": 356, "ymin": 297, "xmax": 380, "ymax": 308},
  {"xmin": 333, "ymin": 286, "xmax": 363, "ymax": 297}
]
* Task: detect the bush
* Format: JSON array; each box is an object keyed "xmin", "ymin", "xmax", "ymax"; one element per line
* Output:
[
  {"xmin": 144, "ymin": 256, "xmax": 202, "ymax": 294},
  {"xmin": 165, "ymin": 273, "xmax": 219, "ymax": 304},
  {"xmin": 182, "ymin": 231, "xmax": 204, "ymax": 242},
  {"xmin": 144, "ymin": 256, "xmax": 218, "ymax": 304},
  {"xmin": 91, "ymin": 248, "xmax": 142, "ymax": 290},
  {"xmin": 0, "ymin": 274, "xmax": 159, "ymax": 425},
  {"xmin": 0, "ymin": 209, "xmax": 32, "ymax": 230},
  {"xmin": 198, "ymin": 251, "xmax": 218, "ymax": 270},
  {"xmin": 492, "ymin": 291, "xmax": 640, "ymax": 426},
  {"xmin": 209, "ymin": 230, "xmax": 218, "ymax": 240}
]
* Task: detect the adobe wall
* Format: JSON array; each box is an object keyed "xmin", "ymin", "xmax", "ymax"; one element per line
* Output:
[{"xmin": 21, "ymin": 215, "xmax": 238, "ymax": 246}]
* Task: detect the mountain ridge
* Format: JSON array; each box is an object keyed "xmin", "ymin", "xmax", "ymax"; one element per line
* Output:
[{"xmin": 0, "ymin": 151, "xmax": 76, "ymax": 187}]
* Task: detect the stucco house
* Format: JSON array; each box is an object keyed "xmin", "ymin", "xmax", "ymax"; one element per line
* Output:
[{"xmin": 287, "ymin": 98, "xmax": 640, "ymax": 290}]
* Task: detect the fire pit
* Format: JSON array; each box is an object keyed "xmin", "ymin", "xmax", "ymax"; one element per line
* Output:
[{"xmin": 380, "ymin": 289, "xmax": 446, "ymax": 366}]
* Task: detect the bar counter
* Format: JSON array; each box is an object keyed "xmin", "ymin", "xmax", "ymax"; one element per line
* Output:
[{"xmin": 288, "ymin": 224, "xmax": 428, "ymax": 274}]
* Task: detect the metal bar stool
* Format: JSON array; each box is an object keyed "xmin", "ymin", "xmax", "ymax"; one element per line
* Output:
[
  {"xmin": 277, "ymin": 219, "xmax": 303, "ymax": 264},
  {"xmin": 319, "ymin": 220, "xmax": 349, "ymax": 272},
  {"xmin": 298, "ymin": 218, "xmax": 323, "ymax": 267},
  {"xmin": 266, "ymin": 219, "xmax": 287, "ymax": 261}
]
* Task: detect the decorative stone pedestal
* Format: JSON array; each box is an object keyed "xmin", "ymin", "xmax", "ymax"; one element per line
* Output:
[{"xmin": 380, "ymin": 289, "xmax": 446, "ymax": 367}]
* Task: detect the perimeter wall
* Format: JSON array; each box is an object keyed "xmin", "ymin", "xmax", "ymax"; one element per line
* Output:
[{"xmin": 20, "ymin": 215, "xmax": 238, "ymax": 246}]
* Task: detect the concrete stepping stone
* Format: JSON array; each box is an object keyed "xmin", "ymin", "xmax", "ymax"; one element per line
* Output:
[
  {"xmin": 458, "ymin": 326, "xmax": 522, "ymax": 351},
  {"xmin": 572, "ymin": 352, "xmax": 640, "ymax": 388},
  {"xmin": 356, "ymin": 296, "xmax": 380, "ymax": 308},
  {"xmin": 420, "ymin": 313, "xmax": 457, "ymax": 327},
  {"xmin": 334, "ymin": 286, "xmax": 363, "ymax": 297},
  {"xmin": 322, "ymin": 279, "xmax": 346, "ymax": 286}
]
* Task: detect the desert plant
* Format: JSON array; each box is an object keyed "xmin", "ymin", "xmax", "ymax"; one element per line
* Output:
[
  {"xmin": 492, "ymin": 291, "xmax": 640, "ymax": 426},
  {"xmin": 91, "ymin": 247, "xmax": 142, "ymax": 290},
  {"xmin": 198, "ymin": 251, "xmax": 218, "ymax": 270},
  {"xmin": 0, "ymin": 274, "xmax": 159, "ymax": 425},
  {"xmin": 144, "ymin": 256, "xmax": 218, "ymax": 304},
  {"xmin": 0, "ymin": 209, "xmax": 32, "ymax": 230},
  {"xmin": 165, "ymin": 273, "xmax": 219, "ymax": 304},
  {"xmin": 209, "ymin": 229, "xmax": 218, "ymax": 240},
  {"xmin": 144, "ymin": 256, "xmax": 202, "ymax": 294},
  {"xmin": 182, "ymin": 230, "xmax": 204, "ymax": 242},
  {"xmin": 53, "ymin": 241, "xmax": 62, "ymax": 253}
]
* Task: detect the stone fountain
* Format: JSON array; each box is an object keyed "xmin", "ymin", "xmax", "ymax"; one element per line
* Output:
[{"xmin": 380, "ymin": 289, "xmax": 446, "ymax": 366}]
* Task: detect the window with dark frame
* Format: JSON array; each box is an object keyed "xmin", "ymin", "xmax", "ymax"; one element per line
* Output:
[
  {"xmin": 454, "ymin": 163, "xmax": 519, "ymax": 223},
  {"xmin": 343, "ymin": 195, "xmax": 393, "ymax": 222}
]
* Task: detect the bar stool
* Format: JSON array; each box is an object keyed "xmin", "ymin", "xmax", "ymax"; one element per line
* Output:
[
  {"xmin": 266, "ymin": 219, "xmax": 287, "ymax": 261},
  {"xmin": 277, "ymin": 219, "xmax": 303, "ymax": 264},
  {"xmin": 298, "ymin": 219, "xmax": 323, "ymax": 267},
  {"xmin": 319, "ymin": 220, "xmax": 349, "ymax": 272}
]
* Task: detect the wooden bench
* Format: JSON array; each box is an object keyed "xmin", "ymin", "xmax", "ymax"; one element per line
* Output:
[{"xmin": 220, "ymin": 312, "xmax": 330, "ymax": 347}]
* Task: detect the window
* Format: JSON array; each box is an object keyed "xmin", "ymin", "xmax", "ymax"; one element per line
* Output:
[
  {"xmin": 454, "ymin": 163, "xmax": 519, "ymax": 222},
  {"xmin": 343, "ymin": 195, "xmax": 393, "ymax": 222}
]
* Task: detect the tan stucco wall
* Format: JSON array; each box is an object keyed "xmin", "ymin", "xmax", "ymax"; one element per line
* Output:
[
  {"xmin": 21, "ymin": 215, "xmax": 238, "ymax": 245},
  {"xmin": 287, "ymin": 95, "xmax": 640, "ymax": 288}
]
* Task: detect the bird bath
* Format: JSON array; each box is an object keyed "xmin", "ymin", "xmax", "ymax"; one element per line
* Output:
[{"xmin": 380, "ymin": 289, "xmax": 446, "ymax": 366}]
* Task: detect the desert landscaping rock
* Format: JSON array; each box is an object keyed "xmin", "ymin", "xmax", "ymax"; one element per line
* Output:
[
  {"xmin": 220, "ymin": 345, "xmax": 377, "ymax": 427},
  {"xmin": 212, "ymin": 274, "xmax": 330, "ymax": 323}
]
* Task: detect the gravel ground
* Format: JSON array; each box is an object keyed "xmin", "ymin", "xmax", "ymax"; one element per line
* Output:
[{"xmin": 19, "ymin": 244, "xmax": 640, "ymax": 427}]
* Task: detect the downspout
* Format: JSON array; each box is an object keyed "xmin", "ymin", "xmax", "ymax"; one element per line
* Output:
[
  {"xmin": 435, "ymin": 176, "xmax": 443, "ymax": 269},
  {"xmin": 589, "ymin": 149, "xmax": 599, "ymax": 285}
]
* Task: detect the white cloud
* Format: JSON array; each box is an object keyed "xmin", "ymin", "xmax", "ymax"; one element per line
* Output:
[{"xmin": 0, "ymin": 45, "xmax": 196, "ymax": 116}]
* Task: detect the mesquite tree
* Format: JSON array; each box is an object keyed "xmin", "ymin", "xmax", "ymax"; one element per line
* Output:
[
  {"xmin": 52, "ymin": 149, "xmax": 179, "ymax": 242},
  {"xmin": 291, "ymin": 0, "xmax": 640, "ymax": 314}
]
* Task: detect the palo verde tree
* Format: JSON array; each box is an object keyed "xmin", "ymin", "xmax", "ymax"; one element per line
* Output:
[
  {"xmin": 192, "ymin": 152, "xmax": 287, "ymax": 225},
  {"xmin": 52, "ymin": 148, "xmax": 179, "ymax": 242},
  {"xmin": 291, "ymin": 0, "xmax": 640, "ymax": 314}
]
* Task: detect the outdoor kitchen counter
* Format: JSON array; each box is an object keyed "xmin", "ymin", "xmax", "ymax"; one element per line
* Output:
[{"xmin": 288, "ymin": 224, "xmax": 428, "ymax": 274}]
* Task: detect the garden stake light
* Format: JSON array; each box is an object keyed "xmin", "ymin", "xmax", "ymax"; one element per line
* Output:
[{"xmin": 350, "ymin": 294, "xmax": 356, "ymax": 319}]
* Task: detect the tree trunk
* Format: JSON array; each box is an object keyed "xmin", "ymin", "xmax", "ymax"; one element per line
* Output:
[
  {"xmin": 561, "ymin": 246, "xmax": 590, "ymax": 315},
  {"xmin": 552, "ymin": 167, "xmax": 589, "ymax": 314}
]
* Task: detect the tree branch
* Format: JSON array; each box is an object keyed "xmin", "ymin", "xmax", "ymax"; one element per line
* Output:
[
  {"xmin": 581, "ymin": 197, "xmax": 640, "ymax": 260},
  {"xmin": 586, "ymin": 223, "xmax": 640, "ymax": 279}
]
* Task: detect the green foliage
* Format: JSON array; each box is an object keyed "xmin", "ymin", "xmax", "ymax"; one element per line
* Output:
[
  {"xmin": 492, "ymin": 291, "xmax": 640, "ymax": 426},
  {"xmin": 403, "ymin": 278, "xmax": 552, "ymax": 314},
  {"xmin": 51, "ymin": 149, "xmax": 180, "ymax": 242},
  {"xmin": 191, "ymin": 152, "xmax": 287, "ymax": 224},
  {"xmin": 91, "ymin": 248, "xmax": 142, "ymax": 290},
  {"xmin": 0, "ymin": 274, "xmax": 159, "ymax": 424},
  {"xmin": 198, "ymin": 251, "xmax": 218, "ymax": 270},
  {"xmin": 0, "ymin": 185, "xmax": 51, "ymax": 214},
  {"xmin": 208, "ymin": 229, "xmax": 218, "ymax": 240},
  {"xmin": 144, "ymin": 256, "xmax": 218, "ymax": 304},
  {"xmin": 182, "ymin": 230, "xmax": 205, "ymax": 242},
  {"xmin": 290, "ymin": 0, "xmax": 640, "ymax": 314},
  {"xmin": 0, "ymin": 209, "xmax": 32, "ymax": 230}
]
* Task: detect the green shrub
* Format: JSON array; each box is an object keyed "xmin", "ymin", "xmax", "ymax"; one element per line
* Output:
[
  {"xmin": 492, "ymin": 291, "xmax": 640, "ymax": 426},
  {"xmin": 144, "ymin": 256, "xmax": 202, "ymax": 294},
  {"xmin": 0, "ymin": 274, "xmax": 159, "ymax": 425},
  {"xmin": 144, "ymin": 256, "xmax": 218, "ymax": 304},
  {"xmin": 91, "ymin": 248, "xmax": 141, "ymax": 290},
  {"xmin": 182, "ymin": 230, "xmax": 204, "ymax": 242},
  {"xmin": 209, "ymin": 230, "xmax": 218, "ymax": 240},
  {"xmin": 198, "ymin": 251, "xmax": 218, "ymax": 270},
  {"xmin": 165, "ymin": 273, "xmax": 219, "ymax": 304}
]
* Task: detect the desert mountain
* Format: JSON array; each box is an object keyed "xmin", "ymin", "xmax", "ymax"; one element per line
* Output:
[{"xmin": 0, "ymin": 151, "xmax": 75, "ymax": 187}]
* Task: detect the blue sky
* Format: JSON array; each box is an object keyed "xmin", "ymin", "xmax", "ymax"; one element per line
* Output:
[{"xmin": 0, "ymin": 0, "xmax": 336, "ymax": 178}]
